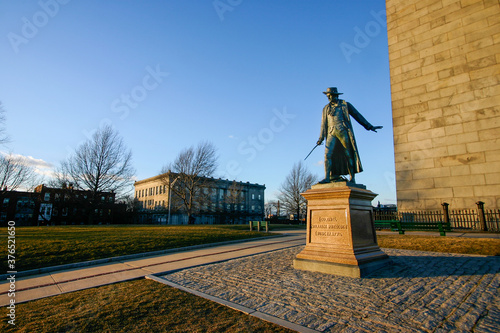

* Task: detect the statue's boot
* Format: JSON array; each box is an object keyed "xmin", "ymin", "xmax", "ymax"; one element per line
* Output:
[
  {"xmin": 346, "ymin": 150, "xmax": 356, "ymax": 183},
  {"xmin": 319, "ymin": 159, "xmax": 332, "ymax": 183}
]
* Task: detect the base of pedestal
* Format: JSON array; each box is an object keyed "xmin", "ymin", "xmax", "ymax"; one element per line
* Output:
[{"xmin": 294, "ymin": 256, "xmax": 391, "ymax": 278}]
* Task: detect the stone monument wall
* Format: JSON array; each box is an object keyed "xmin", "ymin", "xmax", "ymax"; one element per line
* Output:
[{"xmin": 386, "ymin": 0, "xmax": 500, "ymax": 210}]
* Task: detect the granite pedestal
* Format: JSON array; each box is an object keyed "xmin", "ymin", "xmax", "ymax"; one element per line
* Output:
[{"xmin": 294, "ymin": 182, "xmax": 390, "ymax": 278}]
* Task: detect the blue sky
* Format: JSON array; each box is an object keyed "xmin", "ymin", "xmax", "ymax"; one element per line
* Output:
[{"xmin": 1, "ymin": 0, "xmax": 396, "ymax": 204}]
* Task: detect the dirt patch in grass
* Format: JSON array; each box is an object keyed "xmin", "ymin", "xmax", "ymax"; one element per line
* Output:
[{"xmin": 378, "ymin": 234, "xmax": 500, "ymax": 256}]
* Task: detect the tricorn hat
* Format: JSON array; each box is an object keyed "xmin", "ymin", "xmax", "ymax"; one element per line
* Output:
[{"xmin": 323, "ymin": 87, "xmax": 343, "ymax": 95}]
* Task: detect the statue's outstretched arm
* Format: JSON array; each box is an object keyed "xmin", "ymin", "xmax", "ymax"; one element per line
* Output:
[{"xmin": 347, "ymin": 102, "xmax": 382, "ymax": 132}]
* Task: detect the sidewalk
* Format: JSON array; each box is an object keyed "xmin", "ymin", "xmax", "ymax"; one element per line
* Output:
[{"xmin": 0, "ymin": 231, "xmax": 305, "ymax": 307}]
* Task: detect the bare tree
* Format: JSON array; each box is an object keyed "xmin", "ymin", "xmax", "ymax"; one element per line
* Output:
[
  {"xmin": 62, "ymin": 125, "xmax": 135, "ymax": 223},
  {"xmin": 277, "ymin": 161, "xmax": 317, "ymax": 222},
  {"xmin": 0, "ymin": 102, "xmax": 10, "ymax": 145},
  {"xmin": 0, "ymin": 153, "xmax": 37, "ymax": 195},
  {"xmin": 160, "ymin": 141, "xmax": 218, "ymax": 224},
  {"xmin": 225, "ymin": 180, "xmax": 244, "ymax": 224},
  {"xmin": 265, "ymin": 200, "xmax": 279, "ymax": 218},
  {"xmin": 226, "ymin": 181, "xmax": 243, "ymax": 207}
]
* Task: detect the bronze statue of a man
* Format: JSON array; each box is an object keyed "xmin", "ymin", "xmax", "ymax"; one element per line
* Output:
[{"xmin": 317, "ymin": 87, "xmax": 382, "ymax": 184}]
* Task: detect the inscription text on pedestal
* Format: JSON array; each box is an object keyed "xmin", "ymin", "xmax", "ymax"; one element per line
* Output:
[{"xmin": 310, "ymin": 209, "xmax": 350, "ymax": 245}]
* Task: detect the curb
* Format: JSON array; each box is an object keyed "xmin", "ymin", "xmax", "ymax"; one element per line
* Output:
[{"xmin": 0, "ymin": 234, "xmax": 283, "ymax": 281}]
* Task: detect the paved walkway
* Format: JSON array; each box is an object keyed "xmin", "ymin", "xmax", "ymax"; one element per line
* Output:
[
  {"xmin": 156, "ymin": 245, "xmax": 500, "ymax": 332},
  {"xmin": 1, "ymin": 230, "xmax": 499, "ymax": 332}
]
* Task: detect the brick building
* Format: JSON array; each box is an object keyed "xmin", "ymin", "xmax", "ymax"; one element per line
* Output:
[
  {"xmin": 34, "ymin": 184, "xmax": 116, "ymax": 225},
  {"xmin": 0, "ymin": 190, "xmax": 37, "ymax": 226},
  {"xmin": 0, "ymin": 184, "xmax": 117, "ymax": 226},
  {"xmin": 386, "ymin": 0, "xmax": 500, "ymax": 210}
]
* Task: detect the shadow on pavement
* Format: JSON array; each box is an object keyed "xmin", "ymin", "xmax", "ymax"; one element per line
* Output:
[{"xmin": 366, "ymin": 251, "xmax": 500, "ymax": 279}]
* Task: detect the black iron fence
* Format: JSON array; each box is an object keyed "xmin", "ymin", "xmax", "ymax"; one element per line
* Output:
[{"xmin": 374, "ymin": 202, "xmax": 500, "ymax": 233}]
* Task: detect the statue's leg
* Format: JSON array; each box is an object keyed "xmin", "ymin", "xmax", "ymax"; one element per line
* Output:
[
  {"xmin": 319, "ymin": 136, "xmax": 335, "ymax": 183},
  {"xmin": 337, "ymin": 130, "xmax": 356, "ymax": 183}
]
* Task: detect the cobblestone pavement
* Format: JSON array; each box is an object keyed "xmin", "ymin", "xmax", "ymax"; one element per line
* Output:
[{"xmin": 160, "ymin": 247, "xmax": 500, "ymax": 332}]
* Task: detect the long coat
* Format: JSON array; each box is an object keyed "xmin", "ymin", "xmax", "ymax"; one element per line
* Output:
[{"xmin": 318, "ymin": 100, "xmax": 374, "ymax": 177}]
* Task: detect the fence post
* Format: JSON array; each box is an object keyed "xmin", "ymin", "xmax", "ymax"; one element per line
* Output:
[
  {"xmin": 441, "ymin": 202, "xmax": 451, "ymax": 231},
  {"xmin": 265, "ymin": 220, "xmax": 269, "ymax": 233},
  {"xmin": 249, "ymin": 221, "xmax": 253, "ymax": 231},
  {"xmin": 476, "ymin": 201, "xmax": 488, "ymax": 232},
  {"xmin": 257, "ymin": 221, "xmax": 261, "ymax": 232}
]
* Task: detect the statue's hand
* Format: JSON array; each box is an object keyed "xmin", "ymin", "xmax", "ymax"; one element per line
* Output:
[
  {"xmin": 316, "ymin": 139, "xmax": 323, "ymax": 145},
  {"xmin": 370, "ymin": 126, "xmax": 383, "ymax": 133}
]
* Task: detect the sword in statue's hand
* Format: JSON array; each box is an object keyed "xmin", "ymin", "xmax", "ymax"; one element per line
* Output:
[{"xmin": 304, "ymin": 142, "xmax": 321, "ymax": 161}]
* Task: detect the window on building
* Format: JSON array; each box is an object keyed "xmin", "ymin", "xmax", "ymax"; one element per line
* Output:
[
  {"xmin": 258, "ymin": 194, "xmax": 261, "ymax": 200},
  {"xmin": 252, "ymin": 194, "xmax": 255, "ymax": 200},
  {"xmin": 44, "ymin": 193, "xmax": 50, "ymax": 201}
]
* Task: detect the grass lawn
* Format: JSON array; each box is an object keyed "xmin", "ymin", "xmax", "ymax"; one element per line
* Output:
[
  {"xmin": 1, "ymin": 226, "xmax": 498, "ymax": 332},
  {"xmin": 0, "ymin": 279, "xmax": 295, "ymax": 333},
  {"xmin": 377, "ymin": 234, "xmax": 500, "ymax": 256},
  {"xmin": 0, "ymin": 225, "xmax": 274, "ymax": 272}
]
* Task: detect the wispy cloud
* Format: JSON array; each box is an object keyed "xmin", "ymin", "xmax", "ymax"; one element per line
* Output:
[{"xmin": 1, "ymin": 151, "xmax": 54, "ymax": 177}]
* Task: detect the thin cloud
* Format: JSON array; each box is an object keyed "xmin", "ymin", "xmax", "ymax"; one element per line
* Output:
[{"xmin": 1, "ymin": 151, "xmax": 54, "ymax": 176}]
